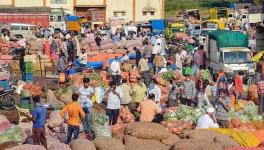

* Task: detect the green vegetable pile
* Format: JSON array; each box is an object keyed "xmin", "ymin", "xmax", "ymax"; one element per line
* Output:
[
  {"xmin": 0, "ymin": 126, "xmax": 22, "ymax": 144},
  {"xmin": 164, "ymin": 105, "xmax": 206, "ymax": 124},
  {"xmin": 200, "ymin": 69, "xmax": 211, "ymax": 81},
  {"xmin": 161, "ymin": 71, "xmax": 176, "ymax": 80},
  {"xmin": 85, "ymin": 72, "xmax": 101, "ymax": 81},
  {"xmin": 92, "ymin": 113, "xmax": 109, "ymax": 126},
  {"xmin": 228, "ymin": 102, "xmax": 263, "ymax": 122}
]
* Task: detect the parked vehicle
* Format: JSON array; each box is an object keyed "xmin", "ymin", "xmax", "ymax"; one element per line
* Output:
[
  {"xmin": 166, "ymin": 22, "xmax": 186, "ymax": 38},
  {"xmin": 206, "ymin": 30, "xmax": 255, "ymax": 79},
  {"xmin": 184, "ymin": 9, "xmax": 200, "ymax": 20},
  {"xmin": 201, "ymin": 19, "xmax": 227, "ymax": 30},
  {"xmin": 10, "ymin": 23, "xmax": 36, "ymax": 39},
  {"xmin": 124, "ymin": 26, "xmax": 137, "ymax": 39},
  {"xmin": 209, "ymin": 7, "xmax": 228, "ymax": 19},
  {"xmin": 49, "ymin": 8, "xmax": 66, "ymax": 32},
  {"xmin": 149, "ymin": 19, "xmax": 166, "ymax": 35},
  {"xmin": 248, "ymin": 13, "xmax": 264, "ymax": 24},
  {"xmin": 188, "ymin": 24, "xmax": 201, "ymax": 36},
  {"xmin": 66, "ymin": 21, "xmax": 81, "ymax": 33}
]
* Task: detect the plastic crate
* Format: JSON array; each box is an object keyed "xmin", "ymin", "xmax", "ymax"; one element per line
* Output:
[{"xmin": 0, "ymin": 80, "xmax": 10, "ymax": 90}]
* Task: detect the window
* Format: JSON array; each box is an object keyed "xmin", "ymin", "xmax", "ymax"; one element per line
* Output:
[
  {"xmin": 57, "ymin": 16, "xmax": 62, "ymax": 22},
  {"xmin": 113, "ymin": 11, "xmax": 126, "ymax": 17},
  {"xmin": 121, "ymin": 12, "xmax": 126, "ymax": 16},
  {"xmin": 30, "ymin": 27, "xmax": 35, "ymax": 30},
  {"xmin": 50, "ymin": 0, "xmax": 67, "ymax": 4},
  {"xmin": 150, "ymin": 11, "xmax": 155, "ymax": 15},
  {"xmin": 11, "ymin": 26, "xmax": 20, "ymax": 30},
  {"xmin": 143, "ymin": 12, "xmax": 147, "ymax": 16},
  {"xmin": 49, "ymin": 16, "xmax": 54, "ymax": 22},
  {"xmin": 21, "ymin": 26, "xmax": 28, "ymax": 30}
]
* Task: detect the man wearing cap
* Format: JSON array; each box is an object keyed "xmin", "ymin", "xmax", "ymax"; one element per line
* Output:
[{"xmin": 196, "ymin": 107, "xmax": 219, "ymax": 129}]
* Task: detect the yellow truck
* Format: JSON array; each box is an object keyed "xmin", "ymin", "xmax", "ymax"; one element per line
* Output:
[
  {"xmin": 209, "ymin": 8, "xmax": 228, "ymax": 19},
  {"xmin": 201, "ymin": 19, "xmax": 227, "ymax": 30},
  {"xmin": 166, "ymin": 22, "xmax": 186, "ymax": 38},
  {"xmin": 66, "ymin": 21, "xmax": 81, "ymax": 32}
]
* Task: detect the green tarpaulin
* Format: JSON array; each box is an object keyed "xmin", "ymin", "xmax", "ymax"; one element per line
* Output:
[{"xmin": 208, "ymin": 30, "xmax": 249, "ymax": 48}]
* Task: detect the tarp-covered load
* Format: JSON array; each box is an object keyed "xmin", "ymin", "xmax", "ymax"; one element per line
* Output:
[{"xmin": 208, "ymin": 30, "xmax": 249, "ymax": 48}]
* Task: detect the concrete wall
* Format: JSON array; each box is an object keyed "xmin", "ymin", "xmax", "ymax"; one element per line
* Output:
[
  {"xmin": 46, "ymin": 0, "xmax": 74, "ymax": 13},
  {"xmin": 106, "ymin": 0, "xmax": 133, "ymax": 22},
  {"xmin": 76, "ymin": 0, "xmax": 104, "ymax": 5},
  {"xmin": 135, "ymin": 0, "xmax": 163, "ymax": 22},
  {"xmin": 0, "ymin": 0, "xmax": 12, "ymax": 6},
  {"xmin": 15, "ymin": 0, "xmax": 44, "ymax": 7}
]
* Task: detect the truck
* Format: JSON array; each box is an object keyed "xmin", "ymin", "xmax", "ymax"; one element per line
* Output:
[
  {"xmin": 166, "ymin": 22, "xmax": 186, "ymax": 38},
  {"xmin": 149, "ymin": 19, "xmax": 166, "ymax": 35},
  {"xmin": 49, "ymin": 8, "xmax": 66, "ymax": 32},
  {"xmin": 206, "ymin": 30, "xmax": 255, "ymax": 79},
  {"xmin": 209, "ymin": 7, "xmax": 228, "ymax": 19},
  {"xmin": 0, "ymin": 7, "xmax": 50, "ymax": 27}
]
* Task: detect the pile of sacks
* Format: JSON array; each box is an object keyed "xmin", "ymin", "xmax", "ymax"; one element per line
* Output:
[{"xmin": 0, "ymin": 115, "xmax": 22, "ymax": 145}]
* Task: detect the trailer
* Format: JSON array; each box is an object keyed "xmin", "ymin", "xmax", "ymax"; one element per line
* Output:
[{"xmin": 0, "ymin": 7, "xmax": 51, "ymax": 27}]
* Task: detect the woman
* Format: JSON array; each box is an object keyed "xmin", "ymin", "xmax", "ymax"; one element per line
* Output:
[{"xmin": 227, "ymin": 78, "xmax": 238, "ymax": 107}]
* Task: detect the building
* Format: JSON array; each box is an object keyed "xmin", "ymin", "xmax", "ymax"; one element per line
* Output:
[{"xmin": 0, "ymin": 0, "xmax": 165, "ymax": 22}]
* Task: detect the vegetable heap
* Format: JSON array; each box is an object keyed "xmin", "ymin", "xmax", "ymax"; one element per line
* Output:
[
  {"xmin": 161, "ymin": 71, "xmax": 176, "ymax": 80},
  {"xmin": 229, "ymin": 102, "xmax": 263, "ymax": 122},
  {"xmin": 164, "ymin": 105, "xmax": 205, "ymax": 124},
  {"xmin": 92, "ymin": 113, "xmax": 109, "ymax": 126},
  {"xmin": 200, "ymin": 69, "xmax": 211, "ymax": 81}
]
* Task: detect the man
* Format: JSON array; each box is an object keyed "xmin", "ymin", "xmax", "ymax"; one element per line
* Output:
[
  {"xmin": 153, "ymin": 53, "xmax": 165, "ymax": 74},
  {"xmin": 144, "ymin": 43, "xmax": 153, "ymax": 62},
  {"xmin": 79, "ymin": 78, "xmax": 94, "ymax": 139},
  {"xmin": 121, "ymin": 51, "xmax": 130, "ymax": 63},
  {"xmin": 24, "ymin": 96, "xmax": 47, "ymax": 148},
  {"xmin": 215, "ymin": 89, "xmax": 231, "ymax": 128},
  {"xmin": 66, "ymin": 36, "xmax": 75, "ymax": 62},
  {"xmin": 148, "ymin": 79, "xmax": 161, "ymax": 106},
  {"xmin": 120, "ymin": 79, "xmax": 133, "ymax": 106},
  {"xmin": 106, "ymin": 81, "xmax": 124, "ymax": 125},
  {"xmin": 79, "ymin": 48, "xmax": 88, "ymax": 67},
  {"xmin": 95, "ymin": 35, "xmax": 102, "ymax": 47},
  {"xmin": 138, "ymin": 54, "xmax": 149, "ymax": 84},
  {"xmin": 196, "ymin": 107, "xmax": 219, "ymax": 129},
  {"xmin": 137, "ymin": 93, "xmax": 163, "ymax": 123},
  {"xmin": 257, "ymin": 79, "xmax": 264, "ymax": 114},
  {"xmin": 110, "ymin": 56, "xmax": 121, "ymax": 85},
  {"xmin": 151, "ymin": 43, "xmax": 161, "ymax": 63},
  {"xmin": 60, "ymin": 94, "xmax": 85, "ymax": 144},
  {"xmin": 131, "ymin": 78, "xmax": 148, "ymax": 108},
  {"xmin": 182, "ymin": 74, "xmax": 196, "ymax": 107},
  {"xmin": 193, "ymin": 45, "xmax": 206, "ymax": 69},
  {"xmin": 197, "ymin": 80, "xmax": 212, "ymax": 108},
  {"xmin": 135, "ymin": 47, "xmax": 142, "ymax": 67}
]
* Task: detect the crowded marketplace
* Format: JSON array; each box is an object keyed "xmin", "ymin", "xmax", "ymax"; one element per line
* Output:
[{"xmin": 0, "ymin": 0, "xmax": 264, "ymax": 149}]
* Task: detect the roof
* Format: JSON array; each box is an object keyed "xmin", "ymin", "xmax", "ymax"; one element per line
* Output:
[{"xmin": 0, "ymin": 7, "xmax": 51, "ymax": 13}]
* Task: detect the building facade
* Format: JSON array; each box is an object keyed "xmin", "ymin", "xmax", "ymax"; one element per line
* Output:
[{"xmin": 0, "ymin": 0, "xmax": 165, "ymax": 22}]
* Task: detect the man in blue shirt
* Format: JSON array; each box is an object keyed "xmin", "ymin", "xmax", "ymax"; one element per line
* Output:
[{"xmin": 24, "ymin": 96, "xmax": 47, "ymax": 148}]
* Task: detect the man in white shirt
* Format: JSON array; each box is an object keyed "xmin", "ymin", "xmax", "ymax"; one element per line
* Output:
[
  {"xmin": 106, "ymin": 81, "xmax": 124, "ymax": 125},
  {"xmin": 148, "ymin": 79, "xmax": 161, "ymax": 107},
  {"xmin": 110, "ymin": 56, "xmax": 121, "ymax": 85},
  {"xmin": 78, "ymin": 78, "xmax": 94, "ymax": 136},
  {"xmin": 79, "ymin": 49, "xmax": 87, "ymax": 67},
  {"xmin": 151, "ymin": 43, "xmax": 161, "ymax": 64},
  {"xmin": 196, "ymin": 107, "xmax": 219, "ymax": 129}
]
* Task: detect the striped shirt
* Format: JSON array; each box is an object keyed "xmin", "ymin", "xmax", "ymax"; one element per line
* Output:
[{"xmin": 215, "ymin": 96, "xmax": 231, "ymax": 121}]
